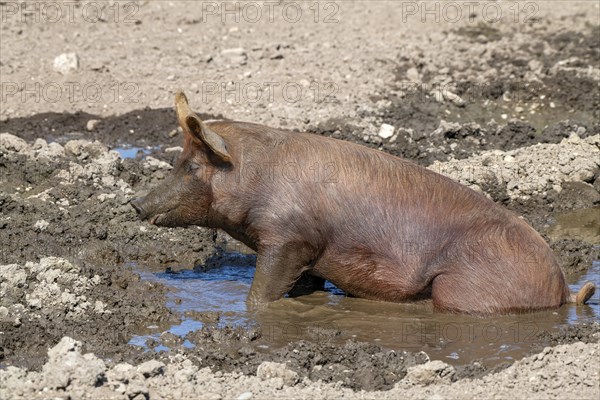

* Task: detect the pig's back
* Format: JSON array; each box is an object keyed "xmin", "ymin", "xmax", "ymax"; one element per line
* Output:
[{"xmin": 274, "ymin": 132, "xmax": 508, "ymax": 242}]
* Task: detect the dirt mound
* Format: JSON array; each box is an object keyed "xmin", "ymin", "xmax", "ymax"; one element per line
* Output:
[{"xmin": 2, "ymin": 335, "xmax": 598, "ymax": 400}]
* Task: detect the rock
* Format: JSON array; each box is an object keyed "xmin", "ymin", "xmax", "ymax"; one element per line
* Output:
[
  {"xmin": 43, "ymin": 337, "xmax": 106, "ymax": 389},
  {"xmin": 85, "ymin": 141, "xmax": 109, "ymax": 158},
  {"xmin": 94, "ymin": 300, "xmax": 106, "ymax": 313},
  {"xmin": 0, "ymin": 366, "xmax": 27, "ymax": 393},
  {"xmin": 33, "ymin": 219, "xmax": 49, "ymax": 232},
  {"xmin": 137, "ymin": 359, "xmax": 165, "ymax": 378},
  {"xmin": 127, "ymin": 381, "xmax": 149, "ymax": 399},
  {"xmin": 237, "ymin": 392, "xmax": 253, "ymax": 400},
  {"xmin": 0, "ymin": 264, "xmax": 27, "ymax": 287},
  {"xmin": 221, "ymin": 47, "xmax": 246, "ymax": 57},
  {"xmin": 33, "ymin": 138, "xmax": 48, "ymax": 149},
  {"xmin": 443, "ymin": 90, "xmax": 466, "ymax": 107},
  {"xmin": 36, "ymin": 142, "xmax": 65, "ymax": 159},
  {"xmin": 528, "ymin": 59, "xmax": 542, "ymax": 72},
  {"xmin": 38, "ymin": 257, "xmax": 79, "ymax": 273},
  {"xmin": 405, "ymin": 360, "xmax": 456, "ymax": 385},
  {"xmin": 0, "ymin": 133, "xmax": 28, "ymax": 153},
  {"xmin": 428, "ymin": 394, "xmax": 446, "ymax": 400},
  {"xmin": 64, "ymin": 140, "xmax": 108, "ymax": 159},
  {"xmin": 256, "ymin": 361, "xmax": 299, "ymax": 386},
  {"xmin": 86, "ymin": 119, "xmax": 100, "ymax": 132},
  {"xmin": 98, "ymin": 193, "xmax": 117, "ymax": 202},
  {"xmin": 64, "ymin": 140, "xmax": 89, "ymax": 157},
  {"xmin": 432, "ymin": 120, "xmax": 461, "ymax": 137},
  {"xmin": 109, "ymin": 363, "xmax": 135, "ymax": 383},
  {"xmin": 47, "ymin": 336, "xmax": 81, "ymax": 359},
  {"xmin": 406, "ymin": 67, "xmax": 420, "ymax": 82},
  {"xmin": 53, "ymin": 53, "xmax": 79, "ymax": 74},
  {"xmin": 221, "ymin": 47, "xmax": 248, "ymax": 66},
  {"xmin": 378, "ymin": 123, "xmax": 395, "ymax": 139},
  {"xmin": 144, "ymin": 156, "xmax": 172, "ymax": 170}
]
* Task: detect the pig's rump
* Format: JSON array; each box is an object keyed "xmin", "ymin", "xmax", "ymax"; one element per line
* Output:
[{"xmin": 314, "ymin": 220, "xmax": 568, "ymax": 315}]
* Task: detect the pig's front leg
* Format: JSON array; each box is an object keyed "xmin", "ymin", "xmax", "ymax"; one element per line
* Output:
[{"xmin": 247, "ymin": 243, "xmax": 314, "ymax": 306}]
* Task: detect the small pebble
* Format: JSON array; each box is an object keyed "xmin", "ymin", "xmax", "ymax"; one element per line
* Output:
[{"xmin": 86, "ymin": 119, "xmax": 100, "ymax": 132}]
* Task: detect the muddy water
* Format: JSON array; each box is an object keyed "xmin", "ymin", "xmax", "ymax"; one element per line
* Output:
[
  {"xmin": 448, "ymin": 98, "xmax": 596, "ymax": 135},
  {"xmin": 130, "ymin": 253, "xmax": 598, "ymax": 367},
  {"xmin": 547, "ymin": 207, "xmax": 600, "ymax": 244}
]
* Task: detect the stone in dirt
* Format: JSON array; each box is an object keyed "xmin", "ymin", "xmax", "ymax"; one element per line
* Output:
[
  {"xmin": 43, "ymin": 337, "xmax": 106, "ymax": 389},
  {"xmin": 256, "ymin": 361, "xmax": 299, "ymax": 386},
  {"xmin": 220, "ymin": 48, "xmax": 248, "ymax": 66},
  {"xmin": 53, "ymin": 53, "xmax": 79, "ymax": 74},
  {"xmin": 86, "ymin": 119, "xmax": 100, "ymax": 132},
  {"xmin": 405, "ymin": 360, "xmax": 456, "ymax": 385},
  {"xmin": 0, "ymin": 132, "xmax": 28, "ymax": 152},
  {"xmin": 378, "ymin": 123, "xmax": 395, "ymax": 139},
  {"xmin": 137, "ymin": 360, "xmax": 166, "ymax": 378}
]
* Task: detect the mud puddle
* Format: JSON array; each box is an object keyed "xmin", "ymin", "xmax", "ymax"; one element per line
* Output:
[
  {"xmin": 129, "ymin": 254, "xmax": 599, "ymax": 368},
  {"xmin": 449, "ymin": 101, "xmax": 595, "ymax": 135},
  {"xmin": 547, "ymin": 207, "xmax": 600, "ymax": 244}
]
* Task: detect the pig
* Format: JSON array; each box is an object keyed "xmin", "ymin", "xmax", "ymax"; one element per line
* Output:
[{"xmin": 131, "ymin": 91, "xmax": 596, "ymax": 315}]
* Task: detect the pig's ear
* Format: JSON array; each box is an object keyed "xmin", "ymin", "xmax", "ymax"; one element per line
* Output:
[
  {"xmin": 185, "ymin": 115, "xmax": 232, "ymax": 164},
  {"xmin": 175, "ymin": 91, "xmax": 232, "ymax": 164},
  {"xmin": 175, "ymin": 91, "xmax": 193, "ymax": 120}
]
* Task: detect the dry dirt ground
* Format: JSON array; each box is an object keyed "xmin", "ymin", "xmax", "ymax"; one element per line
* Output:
[{"xmin": 1, "ymin": 1, "xmax": 599, "ymax": 399}]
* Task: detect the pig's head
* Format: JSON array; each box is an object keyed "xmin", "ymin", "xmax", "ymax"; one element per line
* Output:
[{"xmin": 130, "ymin": 91, "xmax": 233, "ymax": 228}]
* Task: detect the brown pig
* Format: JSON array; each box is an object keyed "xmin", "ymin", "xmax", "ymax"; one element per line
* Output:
[{"xmin": 131, "ymin": 91, "xmax": 595, "ymax": 315}]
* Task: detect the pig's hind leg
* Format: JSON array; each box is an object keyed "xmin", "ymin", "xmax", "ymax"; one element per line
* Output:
[
  {"xmin": 430, "ymin": 271, "xmax": 505, "ymax": 315},
  {"xmin": 247, "ymin": 243, "xmax": 315, "ymax": 306},
  {"xmin": 430, "ymin": 269, "xmax": 542, "ymax": 315}
]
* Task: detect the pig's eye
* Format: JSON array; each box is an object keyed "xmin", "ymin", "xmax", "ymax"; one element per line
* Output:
[{"xmin": 186, "ymin": 162, "xmax": 201, "ymax": 174}]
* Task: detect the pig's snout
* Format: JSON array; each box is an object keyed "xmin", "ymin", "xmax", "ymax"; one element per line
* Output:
[
  {"xmin": 129, "ymin": 195, "xmax": 173, "ymax": 226},
  {"xmin": 130, "ymin": 198, "xmax": 147, "ymax": 219}
]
